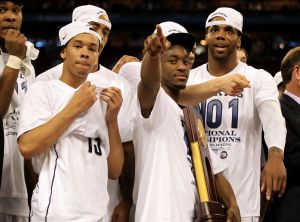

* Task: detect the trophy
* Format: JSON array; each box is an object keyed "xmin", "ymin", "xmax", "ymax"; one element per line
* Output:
[{"xmin": 183, "ymin": 106, "xmax": 226, "ymax": 222}]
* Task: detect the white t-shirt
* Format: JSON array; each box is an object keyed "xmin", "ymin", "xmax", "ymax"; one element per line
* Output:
[
  {"xmin": 118, "ymin": 61, "xmax": 142, "ymax": 94},
  {"xmin": 187, "ymin": 62, "xmax": 285, "ymax": 217},
  {"xmin": 36, "ymin": 63, "xmax": 133, "ymax": 220},
  {"xmin": 132, "ymin": 88, "xmax": 225, "ymax": 222},
  {"xmin": 0, "ymin": 51, "xmax": 32, "ymax": 217},
  {"xmin": 18, "ymin": 80, "xmax": 109, "ymax": 221}
]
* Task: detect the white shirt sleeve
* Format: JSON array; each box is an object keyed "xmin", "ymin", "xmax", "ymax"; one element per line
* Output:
[
  {"xmin": 137, "ymin": 88, "xmax": 168, "ymax": 131},
  {"xmin": 258, "ymin": 99, "xmax": 286, "ymax": 151},
  {"xmin": 17, "ymin": 81, "xmax": 53, "ymax": 138}
]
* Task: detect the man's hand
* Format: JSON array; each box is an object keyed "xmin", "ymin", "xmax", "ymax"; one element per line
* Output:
[
  {"xmin": 112, "ymin": 199, "xmax": 132, "ymax": 222},
  {"xmin": 218, "ymin": 74, "xmax": 251, "ymax": 96},
  {"xmin": 5, "ymin": 29, "xmax": 27, "ymax": 59},
  {"xmin": 261, "ymin": 147, "xmax": 286, "ymax": 200},
  {"xmin": 100, "ymin": 87, "xmax": 123, "ymax": 123},
  {"xmin": 226, "ymin": 204, "xmax": 241, "ymax": 222},
  {"xmin": 143, "ymin": 25, "xmax": 170, "ymax": 58},
  {"xmin": 112, "ymin": 55, "xmax": 140, "ymax": 73},
  {"xmin": 66, "ymin": 81, "xmax": 97, "ymax": 116}
]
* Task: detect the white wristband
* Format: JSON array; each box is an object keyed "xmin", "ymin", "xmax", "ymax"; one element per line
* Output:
[{"xmin": 6, "ymin": 55, "xmax": 22, "ymax": 70}]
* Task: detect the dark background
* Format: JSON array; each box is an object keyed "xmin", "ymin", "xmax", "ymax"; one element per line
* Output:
[{"xmin": 21, "ymin": 0, "xmax": 300, "ymax": 76}]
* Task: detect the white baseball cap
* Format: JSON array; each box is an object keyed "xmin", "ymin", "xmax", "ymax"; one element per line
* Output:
[
  {"xmin": 72, "ymin": 5, "xmax": 112, "ymax": 30},
  {"xmin": 274, "ymin": 71, "xmax": 283, "ymax": 86},
  {"xmin": 59, "ymin": 22, "xmax": 102, "ymax": 46},
  {"xmin": 155, "ymin": 21, "xmax": 195, "ymax": 51},
  {"xmin": 205, "ymin": 7, "xmax": 243, "ymax": 32}
]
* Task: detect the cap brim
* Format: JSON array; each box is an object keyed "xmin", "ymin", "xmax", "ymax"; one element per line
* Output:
[{"xmin": 166, "ymin": 33, "xmax": 195, "ymax": 52}]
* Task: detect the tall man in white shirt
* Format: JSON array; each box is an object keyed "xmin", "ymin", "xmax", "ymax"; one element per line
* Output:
[
  {"xmin": 133, "ymin": 21, "xmax": 242, "ymax": 222},
  {"xmin": 187, "ymin": 7, "xmax": 287, "ymax": 222}
]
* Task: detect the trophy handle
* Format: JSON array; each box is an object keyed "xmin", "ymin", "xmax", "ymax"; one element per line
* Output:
[{"xmin": 183, "ymin": 106, "xmax": 226, "ymax": 222}]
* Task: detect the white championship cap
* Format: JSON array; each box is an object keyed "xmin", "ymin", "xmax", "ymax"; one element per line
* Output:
[
  {"xmin": 154, "ymin": 21, "xmax": 195, "ymax": 51},
  {"xmin": 59, "ymin": 22, "xmax": 102, "ymax": 46},
  {"xmin": 274, "ymin": 71, "xmax": 283, "ymax": 86},
  {"xmin": 72, "ymin": 5, "xmax": 112, "ymax": 30},
  {"xmin": 205, "ymin": 7, "xmax": 243, "ymax": 32}
]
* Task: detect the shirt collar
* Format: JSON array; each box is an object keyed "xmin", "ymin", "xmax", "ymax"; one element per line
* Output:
[{"xmin": 284, "ymin": 90, "xmax": 300, "ymax": 105}]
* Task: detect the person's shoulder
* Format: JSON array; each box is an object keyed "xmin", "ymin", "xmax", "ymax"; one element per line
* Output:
[
  {"xmin": 190, "ymin": 63, "xmax": 207, "ymax": 74},
  {"xmin": 240, "ymin": 63, "xmax": 273, "ymax": 82},
  {"xmin": 88, "ymin": 65, "xmax": 131, "ymax": 89},
  {"xmin": 118, "ymin": 61, "xmax": 141, "ymax": 79},
  {"xmin": 35, "ymin": 63, "xmax": 63, "ymax": 82}
]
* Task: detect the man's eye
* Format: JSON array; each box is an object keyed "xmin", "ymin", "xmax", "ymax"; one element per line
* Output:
[{"xmin": 0, "ymin": 8, "xmax": 7, "ymax": 13}]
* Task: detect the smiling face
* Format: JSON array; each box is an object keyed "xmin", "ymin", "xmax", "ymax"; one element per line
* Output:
[
  {"xmin": 205, "ymin": 17, "xmax": 241, "ymax": 61},
  {"xmin": 0, "ymin": 1, "xmax": 22, "ymax": 40},
  {"xmin": 161, "ymin": 45, "xmax": 191, "ymax": 91},
  {"xmin": 60, "ymin": 33, "xmax": 100, "ymax": 85}
]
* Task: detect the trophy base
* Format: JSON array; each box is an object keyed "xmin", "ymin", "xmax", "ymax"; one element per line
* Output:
[{"xmin": 194, "ymin": 201, "xmax": 227, "ymax": 222}]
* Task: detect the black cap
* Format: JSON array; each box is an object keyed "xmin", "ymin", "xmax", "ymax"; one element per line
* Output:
[{"xmin": 166, "ymin": 33, "xmax": 196, "ymax": 52}]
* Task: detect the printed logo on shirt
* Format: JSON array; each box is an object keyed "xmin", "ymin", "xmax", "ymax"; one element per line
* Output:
[
  {"xmin": 15, "ymin": 73, "xmax": 28, "ymax": 94},
  {"xmin": 219, "ymin": 150, "xmax": 228, "ymax": 159},
  {"xmin": 4, "ymin": 109, "xmax": 19, "ymax": 136},
  {"xmin": 194, "ymin": 96, "xmax": 243, "ymax": 159}
]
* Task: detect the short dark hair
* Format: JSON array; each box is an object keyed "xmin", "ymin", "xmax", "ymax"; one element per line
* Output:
[{"xmin": 281, "ymin": 46, "xmax": 300, "ymax": 84}]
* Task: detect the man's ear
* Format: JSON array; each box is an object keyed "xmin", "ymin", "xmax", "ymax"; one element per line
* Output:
[
  {"xmin": 237, "ymin": 36, "xmax": 241, "ymax": 48},
  {"xmin": 60, "ymin": 47, "xmax": 66, "ymax": 60},
  {"xmin": 294, "ymin": 65, "xmax": 300, "ymax": 81}
]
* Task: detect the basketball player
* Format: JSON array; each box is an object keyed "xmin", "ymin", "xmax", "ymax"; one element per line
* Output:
[
  {"xmin": 132, "ymin": 21, "xmax": 242, "ymax": 222},
  {"xmin": 187, "ymin": 7, "xmax": 286, "ymax": 222},
  {"xmin": 18, "ymin": 22, "xmax": 124, "ymax": 221},
  {"xmin": 35, "ymin": 5, "xmax": 133, "ymax": 221},
  {"xmin": 0, "ymin": 0, "xmax": 39, "ymax": 221}
]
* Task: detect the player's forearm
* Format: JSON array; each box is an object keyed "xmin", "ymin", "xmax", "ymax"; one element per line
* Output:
[
  {"xmin": 19, "ymin": 106, "xmax": 80, "ymax": 159},
  {"xmin": 179, "ymin": 79, "xmax": 222, "ymax": 105},
  {"xmin": 107, "ymin": 120, "xmax": 124, "ymax": 179},
  {"xmin": 138, "ymin": 53, "xmax": 161, "ymax": 117},
  {"xmin": 215, "ymin": 173, "xmax": 238, "ymax": 209},
  {"xmin": 0, "ymin": 67, "xmax": 19, "ymax": 117},
  {"xmin": 119, "ymin": 141, "xmax": 135, "ymax": 203}
]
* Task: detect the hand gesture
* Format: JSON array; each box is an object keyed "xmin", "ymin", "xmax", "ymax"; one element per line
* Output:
[
  {"xmin": 261, "ymin": 147, "xmax": 286, "ymax": 200},
  {"xmin": 67, "ymin": 81, "xmax": 97, "ymax": 116},
  {"xmin": 5, "ymin": 29, "xmax": 27, "ymax": 59},
  {"xmin": 100, "ymin": 87, "xmax": 122, "ymax": 123},
  {"xmin": 143, "ymin": 25, "xmax": 170, "ymax": 58},
  {"xmin": 219, "ymin": 74, "xmax": 251, "ymax": 96}
]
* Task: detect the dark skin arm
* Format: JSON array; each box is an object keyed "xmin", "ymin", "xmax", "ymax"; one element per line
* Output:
[
  {"xmin": 112, "ymin": 141, "xmax": 135, "ymax": 222},
  {"xmin": 100, "ymin": 87, "xmax": 124, "ymax": 179},
  {"xmin": 138, "ymin": 25, "xmax": 170, "ymax": 118},
  {"xmin": 0, "ymin": 29, "xmax": 27, "ymax": 117},
  {"xmin": 215, "ymin": 173, "xmax": 241, "ymax": 222},
  {"xmin": 261, "ymin": 147, "xmax": 286, "ymax": 200},
  {"xmin": 179, "ymin": 74, "xmax": 250, "ymax": 106}
]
